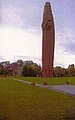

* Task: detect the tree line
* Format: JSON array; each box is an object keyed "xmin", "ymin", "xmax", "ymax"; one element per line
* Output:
[
  {"xmin": 53, "ymin": 64, "xmax": 75, "ymax": 77},
  {"xmin": 0, "ymin": 60, "xmax": 75, "ymax": 77},
  {"xmin": 22, "ymin": 63, "xmax": 75, "ymax": 77}
]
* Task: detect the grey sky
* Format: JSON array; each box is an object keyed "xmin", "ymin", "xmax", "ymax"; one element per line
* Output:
[{"xmin": 0, "ymin": 0, "xmax": 75, "ymax": 67}]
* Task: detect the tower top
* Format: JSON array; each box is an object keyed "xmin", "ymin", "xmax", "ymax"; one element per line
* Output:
[
  {"xmin": 45, "ymin": 2, "xmax": 50, "ymax": 7},
  {"xmin": 44, "ymin": 2, "xmax": 51, "ymax": 9},
  {"xmin": 43, "ymin": 1, "xmax": 53, "ymax": 21}
]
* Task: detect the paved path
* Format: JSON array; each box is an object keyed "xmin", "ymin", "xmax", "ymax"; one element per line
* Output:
[
  {"xmin": 48, "ymin": 85, "xmax": 75, "ymax": 96},
  {"xmin": 11, "ymin": 78, "xmax": 75, "ymax": 96}
]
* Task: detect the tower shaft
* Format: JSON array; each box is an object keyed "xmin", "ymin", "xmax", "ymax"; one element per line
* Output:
[{"xmin": 42, "ymin": 2, "xmax": 55, "ymax": 77}]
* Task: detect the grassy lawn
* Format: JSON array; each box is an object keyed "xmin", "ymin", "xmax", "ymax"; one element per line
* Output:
[
  {"xmin": 0, "ymin": 77, "xmax": 75, "ymax": 120},
  {"xmin": 10, "ymin": 76, "xmax": 75, "ymax": 85}
]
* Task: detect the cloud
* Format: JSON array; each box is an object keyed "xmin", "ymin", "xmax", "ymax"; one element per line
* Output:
[
  {"xmin": 0, "ymin": 55, "xmax": 5, "ymax": 62},
  {"xmin": 0, "ymin": 26, "xmax": 42, "ymax": 61},
  {"xmin": 1, "ymin": 3, "xmax": 42, "ymax": 30},
  {"xmin": 1, "ymin": 5, "xmax": 24, "ymax": 28},
  {"xmin": 54, "ymin": 28, "xmax": 75, "ymax": 67},
  {"xmin": 54, "ymin": 46, "xmax": 75, "ymax": 67},
  {"xmin": 56, "ymin": 29, "xmax": 75, "ymax": 55},
  {"xmin": 11, "ymin": 55, "xmax": 42, "ymax": 65},
  {"xmin": 0, "ymin": 0, "xmax": 75, "ymax": 67},
  {"xmin": 63, "ymin": 36, "xmax": 75, "ymax": 54},
  {"xmin": 0, "ymin": 26, "xmax": 75, "ymax": 67}
]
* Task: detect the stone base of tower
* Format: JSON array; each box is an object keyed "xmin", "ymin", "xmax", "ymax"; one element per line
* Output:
[{"xmin": 42, "ymin": 68, "xmax": 53, "ymax": 78}]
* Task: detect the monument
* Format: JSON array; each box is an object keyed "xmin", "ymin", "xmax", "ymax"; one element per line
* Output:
[{"xmin": 42, "ymin": 2, "xmax": 55, "ymax": 77}]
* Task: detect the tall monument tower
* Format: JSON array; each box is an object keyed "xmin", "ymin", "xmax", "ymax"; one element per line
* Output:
[{"xmin": 42, "ymin": 2, "xmax": 55, "ymax": 77}]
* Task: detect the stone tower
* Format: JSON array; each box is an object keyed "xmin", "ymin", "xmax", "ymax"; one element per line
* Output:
[{"xmin": 42, "ymin": 2, "xmax": 55, "ymax": 77}]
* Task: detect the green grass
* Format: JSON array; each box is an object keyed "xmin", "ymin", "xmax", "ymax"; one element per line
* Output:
[
  {"xmin": 0, "ymin": 76, "xmax": 75, "ymax": 120},
  {"xmin": 10, "ymin": 76, "xmax": 75, "ymax": 85}
]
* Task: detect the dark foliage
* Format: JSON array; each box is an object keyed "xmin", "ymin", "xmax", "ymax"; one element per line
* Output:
[
  {"xmin": 53, "ymin": 64, "xmax": 75, "ymax": 77},
  {"xmin": 22, "ymin": 61, "xmax": 42, "ymax": 77}
]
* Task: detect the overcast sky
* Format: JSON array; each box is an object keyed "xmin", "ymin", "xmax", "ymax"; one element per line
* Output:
[{"xmin": 0, "ymin": 0, "xmax": 75, "ymax": 67}]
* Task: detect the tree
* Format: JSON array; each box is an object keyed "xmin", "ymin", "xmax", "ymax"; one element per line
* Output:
[
  {"xmin": 0, "ymin": 68, "xmax": 13, "ymax": 76},
  {"xmin": 22, "ymin": 65, "xmax": 36, "ymax": 77},
  {"xmin": 53, "ymin": 64, "xmax": 75, "ymax": 77},
  {"xmin": 22, "ymin": 61, "xmax": 42, "ymax": 77},
  {"xmin": 53, "ymin": 66, "xmax": 64, "ymax": 77},
  {"xmin": 68, "ymin": 64, "xmax": 75, "ymax": 76},
  {"xmin": 68, "ymin": 64, "xmax": 74, "ymax": 69}
]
